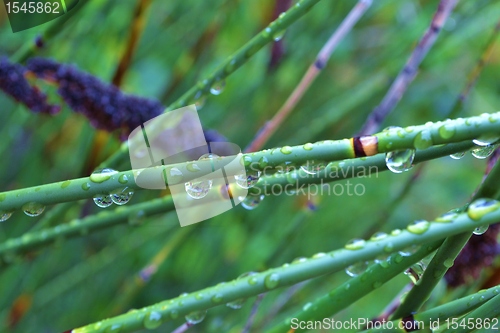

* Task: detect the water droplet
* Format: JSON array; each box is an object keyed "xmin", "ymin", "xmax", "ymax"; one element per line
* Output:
[
  {"xmin": 194, "ymin": 95, "xmax": 206, "ymax": 110},
  {"xmin": 379, "ymin": 259, "xmax": 390, "ymax": 268},
  {"xmin": 185, "ymin": 180, "xmax": 212, "ymax": 199},
  {"xmin": 436, "ymin": 211, "xmax": 459, "ymax": 223},
  {"xmin": 276, "ymin": 161, "xmax": 296, "ymax": 173},
  {"xmin": 104, "ymin": 324, "xmax": 122, "ymax": 332},
  {"xmin": 385, "ymin": 149, "xmax": 415, "ymax": 173},
  {"xmin": 212, "ymin": 293, "xmax": 223, "ymax": 303},
  {"xmin": 413, "ymin": 130, "xmax": 433, "ymax": 150},
  {"xmin": 467, "ymin": 198, "xmax": 500, "ymax": 221},
  {"xmin": 450, "ymin": 152, "xmax": 466, "ymax": 160},
  {"xmin": 258, "ymin": 156, "xmax": 269, "ymax": 169},
  {"xmin": 264, "ymin": 273, "xmax": 280, "ymax": 289},
  {"xmin": 384, "ymin": 243, "xmax": 395, "ymax": 253},
  {"xmin": 235, "ymin": 170, "xmax": 261, "ymax": 189},
  {"xmin": 473, "ymin": 135, "xmax": 499, "ymax": 146},
  {"xmin": 300, "ymin": 160, "xmax": 326, "ymax": 175},
  {"xmin": 210, "ymin": 79, "xmax": 225, "ymax": 95},
  {"xmin": 185, "ymin": 310, "xmax": 206, "ymax": 325},
  {"xmin": 22, "ymin": 202, "xmax": 45, "ymax": 217},
  {"xmin": 443, "ymin": 258, "xmax": 454, "ymax": 268},
  {"xmin": 438, "ymin": 124, "xmax": 456, "ymax": 139},
  {"xmin": 93, "ymin": 194, "xmax": 113, "ymax": 208},
  {"xmin": 110, "ymin": 188, "xmax": 134, "ymax": 205},
  {"xmin": 303, "ymin": 143, "xmax": 314, "ymax": 151},
  {"xmin": 280, "ymin": 146, "xmax": 293, "ymax": 155},
  {"xmin": 82, "ymin": 182, "xmax": 91, "ymax": 191},
  {"xmin": 404, "ymin": 262, "xmax": 426, "ymax": 284},
  {"xmin": 241, "ymin": 194, "xmax": 264, "ymax": 210},
  {"xmin": 391, "ymin": 229, "xmax": 402, "ymax": 236},
  {"xmin": 407, "ymin": 220, "xmax": 430, "ymax": 234},
  {"xmin": 143, "ymin": 311, "xmax": 162, "ymax": 329},
  {"xmin": 61, "ymin": 180, "xmax": 71, "ymax": 189},
  {"xmin": 302, "ymin": 302, "xmax": 313, "ymax": 311},
  {"xmin": 473, "ymin": 225, "xmax": 488, "ymax": 235},
  {"xmin": 0, "ymin": 211, "xmax": 12, "ymax": 222},
  {"xmin": 273, "ymin": 30, "xmax": 286, "ymax": 41},
  {"xmin": 90, "ymin": 168, "xmax": 118, "ymax": 183},
  {"xmin": 344, "ymin": 238, "xmax": 366, "ymax": 250},
  {"xmin": 471, "ymin": 145, "xmax": 495, "ymax": 159},
  {"xmin": 345, "ymin": 261, "xmax": 368, "ymax": 277},
  {"xmin": 312, "ymin": 252, "xmax": 326, "ymax": 259},
  {"xmin": 186, "ymin": 163, "xmax": 201, "ymax": 173},
  {"xmin": 226, "ymin": 298, "xmax": 246, "ymax": 309},
  {"xmin": 370, "ymin": 232, "xmax": 388, "ymax": 241},
  {"xmin": 399, "ymin": 244, "xmax": 420, "ymax": 257},
  {"xmin": 118, "ymin": 174, "xmax": 129, "ymax": 184},
  {"xmin": 241, "ymin": 155, "xmax": 252, "ymax": 167},
  {"xmin": 292, "ymin": 257, "xmax": 307, "ymax": 264}
]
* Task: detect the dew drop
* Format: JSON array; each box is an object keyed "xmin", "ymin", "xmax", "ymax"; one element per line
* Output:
[
  {"xmin": 0, "ymin": 211, "xmax": 12, "ymax": 222},
  {"xmin": 143, "ymin": 311, "xmax": 162, "ymax": 330},
  {"xmin": 235, "ymin": 170, "xmax": 261, "ymax": 189},
  {"xmin": 443, "ymin": 258, "xmax": 454, "ymax": 268},
  {"xmin": 467, "ymin": 198, "xmax": 500, "ymax": 221},
  {"xmin": 312, "ymin": 252, "xmax": 326, "ymax": 259},
  {"xmin": 471, "ymin": 145, "xmax": 495, "ymax": 159},
  {"xmin": 22, "ymin": 202, "xmax": 45, "ymax": 217},
  {"xmin": 104, "ymin": 324, "xmax": 122, "ymax": 332},
  {"xmin": 345, "ymin": 261, "xmax": 368, "ymax": 277},
  {"xmin": 404, "ymin": 261, "xmax": 426, "ymax": 284},
  {"xmin": 258, "ymin": 156, "xmax": 269, "ymax": 169},
  {"xmin": 273, "ymin": 30, "xmax": 286, "ymax": 41},
  {"xmin": 292, "ymin": 257, "xmax": 307, "ymax": 264},
  {"xmin": 226, "ymin": 298, "xmax": 246, "ymax": 309},
  {"xmin": 438, "ymin": 124, "xmax": 456, "ymax": 139},
  {"xmin": 370, "ymin": 232, "xmax": 388, "ymax": 241},
  {"xmin": 166, "ymin": 167, "xmax": 184, "ymax": 184},
  {"xmin": 194, "ymin": 95, "xmax": 206, "ymax": 110},
  {"xmin": 344, "ymin": 238, "xmax": 366, "ymax": 250},
  {"xmin": 472, "ymin": 135, "xmax": 499, "ymax": 146},
  {"xmin": 110, "ymin": 188, "xmax": 134, "ymax": 205},
  {"xmin": 473, "ymin": 225, "xmax": 488, "ymax": 235},
  {"xmin": 302, "ymin": 302, "xmax": 313, "ymax": 311},
  {"xmin": 186, "ymin": 162, "xmax": 201, "ymax": 173},
  {"xmin": 300, "ymin": 160, "xmax": 326, "ymax": 175},
  {"xmin": 211, "ymin": 293, "xmax": 223, "ymax": 304},
  {"xmin": 276, "ymin": 161, "xmax": 296, "ymax": 173},
  {"xmin": 280, "ymin": 146, "xmax": 293, "ymax": 155},
  {"xmin": 118, "ymin": 174, "xmax": 129, "ymax": 184},
  {"xmin": 449, "ymin": 152, "xmax": 466, "ymax": 160},
  {"xmin": 303, "ymin": 143, "xmax": 314, "ymax": 151},
  {"xmin": 241, "ymin": 194, "xmax": 265, "ymax": 210},
  {"xmin": 436, "ymin": 210, "xmax": 459, "ymax": 223},
  {"xmin": 185, "ymin": 310, "xmax": 206, "ymax": 325},
  {"xmin": 384, "ymin": 243, "xmax": 395, "ymax": 253},
  {"xmin": 399, "ymin": 244, "xmax": 420, "ymax": 257},
  {"xmin": 407, "ymin": 220, "xmax": 430, "ymax": 234},
  {"xmin": 90, "ymin": 168, "xmax": 118, "ymax": 183},
  {"xmin": 61, "ymin": 180, "xmax": 71, "ymax": 189},
  {"xmin": 413, "ymin": 130, "xmax": 433, "ymax": 150},
  {"xmin": 93, "ymin": 194, "xmax": 113, "ymax": 208},
  {"xmin": 185, "ymin": 180, "xmax": 212, "ymax": 199},
  {"xmin": 210, "ymin": 79, "xmax": 225, "ymax": 95},
  {"xmin": 264, "ymin": 273, "xmax": 280, "ymax": 289},
  {"xmin": 385, "ymin": 149, "xmax": 415, "ymax": 173}
]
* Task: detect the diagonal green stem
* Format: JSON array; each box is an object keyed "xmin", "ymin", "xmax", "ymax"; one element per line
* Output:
[
  {"xmin": 0, "ymin": 112, "xmax": 496, "ymax": 213},
  {"xmin": 70, "ymin": 206, "xmax": 500, "ymax": 333}
]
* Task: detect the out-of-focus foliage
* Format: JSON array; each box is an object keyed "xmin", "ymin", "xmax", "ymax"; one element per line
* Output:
[{"xmin": 0, "ymin": 0, "xmax": 499, "ymax": 332}]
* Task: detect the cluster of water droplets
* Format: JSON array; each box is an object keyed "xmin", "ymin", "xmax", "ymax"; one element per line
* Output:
[
  {"xmin": 90, "ymin": 169, "xmax": 135, "ymax": 209},
  {"xmin": 185, "ymin": 154, "xmax": 217, "ymax": 200}
]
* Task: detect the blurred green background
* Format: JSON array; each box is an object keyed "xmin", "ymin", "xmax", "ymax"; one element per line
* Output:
[{"xmin": 0, "ymin": 0, "xmax": 499, "ymax": 332}]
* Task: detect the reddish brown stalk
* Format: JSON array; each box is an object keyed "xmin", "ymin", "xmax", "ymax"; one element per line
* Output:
[
  {"xmin": 112, "ymin": 0, "xmax": 152, "ymax": 87},
  {"xmin": 245, "ymin": 0, "xmax": 372, "ymax": 152},
  {"xmin": 358, "ymin": 0, "xmax": 458, "ymax": 136},
  {"xmin": 448, "ymin": 19, "xmax": 500, "ymax": 119}
]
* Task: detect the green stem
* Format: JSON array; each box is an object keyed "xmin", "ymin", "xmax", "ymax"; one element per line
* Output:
[
  {"xmin": 0, "ymin": 112, "xmax": 492, "ymax": 213},
  {"xmin": 267, "ymin": 241, "xmax": 443, "ymax": 333},
  {"xmin": 70, "ymin": 206, "xmax": 500, "ymax": 333},
  {"xmin": 391, "ymin": 154, "xmax": 500, "ymax": 319},
  {"xmin": 361, "ymin": 285, "xmax": 500, "ymax": 333}
]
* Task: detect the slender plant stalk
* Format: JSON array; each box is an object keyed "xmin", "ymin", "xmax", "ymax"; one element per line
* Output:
[
  {"xmin": 245, "ymin": 0, "xmax": 372, "ymax": 152},
  {"xmin": 242, "ymin": 294, "xmax": 266, "ymax": 333},
  {"xmin": 0, "ymin": 112, "xmax": 497, "ymax": 213},
  {"xmin": 69, "ymin": 207, "xmax": 500, "ymax": 333},
  {"xmin": 112, "ymin": 0, "xmax": 152, "ymax": 87},
  {"xmin": 266, "ymin": 241, "xmax": 443, "ymax": 333},
  {"xmin": 361, "ymin": 285, "xmax": 500, "ymax": 333},
  {"xmin": 448, "ymin": 19, "xmax": 500, "ymax": 119},
  {"xmin": 0, "ymin": 140, "xmax": 474, "ymax": 260},
  {"xmin": 358, "ymin": 0, "xmax": 458, "ymax": 135},
  {"xmin": 391, "ymin": 152, "xmax": 500, "ymax": 319}
]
